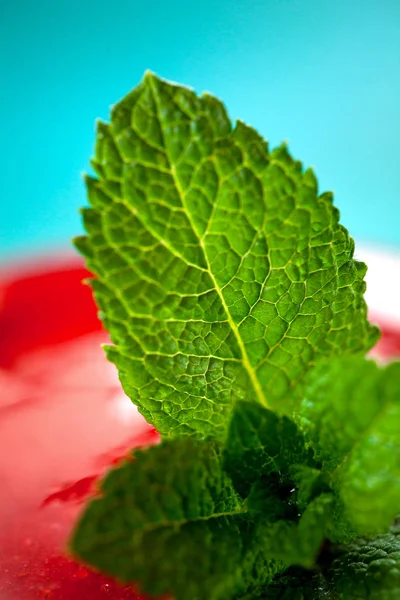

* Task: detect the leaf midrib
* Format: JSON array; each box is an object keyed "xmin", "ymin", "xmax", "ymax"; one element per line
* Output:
[{"xmin": 148, "ymin": 74, "xmax": 269, "ymax": 410}]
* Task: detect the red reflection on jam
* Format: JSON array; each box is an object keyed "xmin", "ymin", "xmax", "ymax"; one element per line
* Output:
[{"xmin": 0, "ymin": 260, "xmax": 160, "ymax": 599}]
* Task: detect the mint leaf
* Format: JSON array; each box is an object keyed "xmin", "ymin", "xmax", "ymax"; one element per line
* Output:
[
  {"xmin": 329, "ymin": 524, "xmax": 400, "ymax": 599},
  {"xmin": 298, "ymin": 358, "xmax": 400, "ymax": 536},
  {"xmin": 224, "ymin": 401, "xmax": 312, "ymax": 498},
  {"xmin": 75, "ymin": 72, "xmax": 378, "ymax": 439},
  {"xmin": 224, "ymin": 403, "xmax": 334, "ymax": 568},
  {"xmin": 245, "ymin": 475, "xmax": 298, "ymax": 521},
  {"xmin": 259, "ymin": 494, "xmax": 334, "ymax": 568},
  {"xmin": 242, "ymin": 525, "xmax": 400, "ymax": 599},
  {"xmin": 289, "ymin": 465, "xmax": 330, "ymax": 512},
  {"xmin": 70, "ymin": 439, "xmax": 283, "ymax": 599},
  {"xmin": 254, "ymin": 569, "xmax": 337, "ymax": 600}
]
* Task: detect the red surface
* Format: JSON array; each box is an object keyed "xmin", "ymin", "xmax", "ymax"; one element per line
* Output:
[
  {"xmin": 369, "ymin": 318, "xmax": 400, "ymax": 360},
  {"xmin": 0, "ymin": 259, "xmax": 398, "ymax": 600},
  {"xmin": 0, "ymin": 259, "xmax": 159, "ymax": 600},
  {"xmin": 0, "ymin": 263, "xmax": 101, "ymax": 368}
]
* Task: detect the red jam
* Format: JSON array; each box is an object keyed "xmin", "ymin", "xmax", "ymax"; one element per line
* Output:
[
  {"xmin": 0, "ymin": 258, "xmax": 398, "ymax": 599},
  {"xmin": 0, "ymin": 259, "xmax": 158, "ymax": 599}
]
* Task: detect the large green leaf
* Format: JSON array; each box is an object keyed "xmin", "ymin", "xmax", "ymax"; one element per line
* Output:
[
  {"xmin": 75, "ymin": 71, "xmax": 378, "ymax": 438},
  {"xmin": 298, "ymin": 358, "xmax": 400, "ymax": 536},
  {"xmin": 70, "ymin": 439, "xmax": 282, "ymax": 600}
]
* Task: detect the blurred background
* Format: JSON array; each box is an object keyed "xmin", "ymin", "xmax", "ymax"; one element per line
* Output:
[
  {"xmin": 1, "ymin": 0, "xmax": 399, "ymax": 319},
  {"xmin": 1, "ymin": 0, "xmax": 400, "ymax": 257}
]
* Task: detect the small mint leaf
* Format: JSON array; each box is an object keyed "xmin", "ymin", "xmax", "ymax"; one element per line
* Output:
[
  {"xmin": 298, "ymin": 358, "xmax": 400, "ymax": 536},
  {"xmin": 259, "ymin": 494, "xmax": 335, "ymax": 569},
  {"xmin": 246, "ymin": 474, "xmax": 298, "ymax": 520},
  {"xmin": 70, "ymin": 438, "xmax": 283, "ymax": 600},
  {"xmin": 329, "ymin": 523, "xmax": 400, "ymax": 599},
  {"xmin": 225, "ymin": 401, "xmax": 313, "ymax": 498},
  {"xmin": 289, "ymin": 464, "xmax": 330, "ymax": 512}
]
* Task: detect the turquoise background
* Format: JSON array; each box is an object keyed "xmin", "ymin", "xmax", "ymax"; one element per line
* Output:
[{"xmin": 1, "ymin": 0, "xmax": 399, "ymax": 259}]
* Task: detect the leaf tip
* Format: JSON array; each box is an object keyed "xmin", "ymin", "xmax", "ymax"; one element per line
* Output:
[{"xmin": 144, "ymin": 69, "xmax": 157, "ymax": 85}]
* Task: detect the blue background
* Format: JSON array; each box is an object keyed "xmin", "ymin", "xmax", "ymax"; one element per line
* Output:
[{"xmin": 1, "ymin": 0, "xmax": 399, "ymax": 260}]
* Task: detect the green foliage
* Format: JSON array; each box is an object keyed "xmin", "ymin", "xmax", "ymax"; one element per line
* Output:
[
  {"xmin": 328, "ymin": 523, "xmax": 400, "ymax": 599},
  {"xmin": 70, "ymin": 439, "xmax": 282, "ymax": 600},
  {"xmin": 257, "ymin": 494, "xmax": 334, "ymax": 568},
  {"xmin": 224, "ymin": 401, "xmax": 313, "ymax": 498},
  {"xmin": 71, "ymin": 72, "xmax": 400, "ymax": 600},
  {"xmin": 250, "ymin": 568, "xmax": 338, "ymax": 599},
  {"xmin": 75, "ymin": 71, "xmax": 377, "ymax": 440},
  {"xmin": 249, "ymin": 524, "xmax": 400, "ymax": 599},
  {"xmin": 298, "ymin": 358, "xmax": 400, "ymax": 536}
]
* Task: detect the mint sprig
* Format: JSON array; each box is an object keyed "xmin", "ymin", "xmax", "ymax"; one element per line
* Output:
[{"xmin": 71, "ymin": 73, "xmax": 399, "ymax": 599}]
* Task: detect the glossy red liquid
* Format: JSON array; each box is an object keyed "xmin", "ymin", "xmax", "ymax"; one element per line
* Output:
[{"xmin": 0, "ymin": 259, "xmax": 398, "ymax": 599}]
